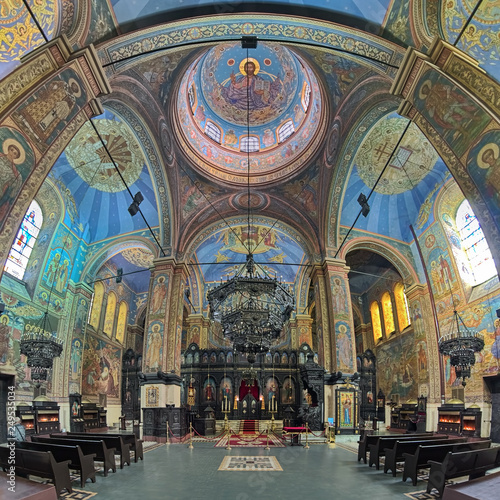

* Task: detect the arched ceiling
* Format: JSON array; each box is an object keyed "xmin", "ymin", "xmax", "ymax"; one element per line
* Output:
[{"xmin": 1, "ymin": 2, "xmax": 499, "ymax": 285}]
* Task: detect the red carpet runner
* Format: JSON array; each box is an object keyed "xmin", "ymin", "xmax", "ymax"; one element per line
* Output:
[{"xmin": 240, "ymin": 420, "xmax": 258, "ymax": 435}]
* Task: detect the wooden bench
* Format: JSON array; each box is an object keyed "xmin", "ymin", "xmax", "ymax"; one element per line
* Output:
[
  {"xmin": 384, "ymin": 437, "xmax": 466, "ymax": 476},
  {"xmin": 357, "ymin": 432, "xmax": 431, "ymax": 463},
  {"xmin": 51, "ymin": 433, "xmax": 131, "ymax": 468},
  {"xmin": 402, "ymin": 440, "xmax": 492, "ymax": 486},
  {"xmin": 37, "ymin": 436, "xmax": 116, "ymax": 476},
  {"xmin": 17, "ymin": 441, "xmax": 96, "ymax": 488},
  {"xmin": 442, "ymin": 469, "xmax": 500, "ymax": 500},
  {"xmin": 0, "ymin": 446, "xmax": 72, "ymax": 495},
  {"xmin": 369, "ymin": 434, "xmax": 445, "ymax": 469},
  {"xmin": 68, "ymin": 432, "xmax": 144, "ymax": 462},
  {"xmin": 0, "ymin": 470, "xmax": 57, "ymax": 500},
  {"xmin": 427, "ymin": 447, "xmax": 500, "ymax": 497}
]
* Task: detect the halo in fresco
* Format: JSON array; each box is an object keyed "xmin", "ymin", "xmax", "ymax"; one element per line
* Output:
[
  {"xmin": 121, "ymin": 247, "xmax": 155, "ymax": 268},
  {"xmin": 201, "ymin": 42, "xmax": 298, "ymax": 126},
  {"xmin": 65, "ymin": 119, "xmax": 145, "ymax": 193},
  {"xmin": 355, "ymin": 117, "xmax": 439, "ymax": 195}
]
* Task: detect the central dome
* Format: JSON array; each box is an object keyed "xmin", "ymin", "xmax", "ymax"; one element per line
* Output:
[{"xmin": 174, "ymin": 42, "xmax": 325, "ymax": 185}]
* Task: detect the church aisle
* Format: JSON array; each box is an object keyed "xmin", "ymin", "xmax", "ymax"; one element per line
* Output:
[{"xmin": 78, "ymin": 441, "xmax": 433, "ymax": 499}]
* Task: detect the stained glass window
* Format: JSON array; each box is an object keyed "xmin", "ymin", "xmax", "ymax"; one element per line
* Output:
[
  {"xmin": 89, "ymin": 281, "xmax": 104, "ymax": 330},
  {"xmin": 394, "ymin": 282, "xmax": 410, "ymax": 331},
  {"xmin": 381, "ymin": 291, "xmax": 395, "ymax": 337},
  {"xmin": 205, "ymin": 120, "xmax": 221, "ymax": 143},
  {"xmin": 103, "ymin": 291, "xmax": 117, "ymax": 337},
  {"xmin": 278, "ymin": 120, "xmax": 295, "ymax": 143},
  {"xmin": 116, "ymin": 301, "xmax": 128, "ymax": 344},
  {"xmin": 456, "ymin": 200, "xmax": 496, "ymax": 285},
  {"xmin": 370, "ymin": 301, "xmax": 383, "ymax": 343},
  {"xmin": 240, "ymin": 136, "xmax": 259, "ymax": 152},
  {"xmin": 4, "ymin": 200, "xmax": 43, "ymax": 279}
]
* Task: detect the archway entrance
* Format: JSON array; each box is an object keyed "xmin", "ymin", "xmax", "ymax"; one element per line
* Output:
[{"xmin": 239, "ymin": 379, "xmax": 260, "ymax": 420}]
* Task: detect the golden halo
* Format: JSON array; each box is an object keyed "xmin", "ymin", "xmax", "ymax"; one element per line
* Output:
[
  {"xmin": 67, "ymin": 78, "xmax": 82, "ymax": 98},
  {"xmin": 477, "ymin": 143, "xmax": 499, "ymax": 169},
  {"xmin": 0, "ymin": 314, "xmax": 9, "ymax": 325},
  {"xmin": 3, "ymin": 138, "xmax": 25, "ymax": 164},
  {"xmin": 239, "ymin": 57, "xmax": 260, "ymax": 75},
  {"xmin": 418, "ymin": 79, "xmax": 432, "ymax": 100}
]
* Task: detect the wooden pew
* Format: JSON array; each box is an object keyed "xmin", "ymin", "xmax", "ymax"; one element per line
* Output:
[
  {"xmin": 442, "ymin": 469, "xmax": 500, "ymax": 500},
  {"xmin": 357, "ymin": 432, "xmax": 431, "ymax": 464},
  {"xmin": 17, "ymin": 441, "xmax": 96, "ymax": 488},
  {"xmin": 369, "ymin": 434, "xmax": 445, "ymax": 470},
  {"xmin": 402, "ymin": 440, "xmax": 492, "ymax": 486},
  {"xmin": 0, "ymin": 470, "xmax": 57, "ymax": 500},
  {"xmin": 67, "ymin": 432, "xmax": 143, "ymax": 462},
  {"xmin": 51, "ymin": 433, "xmax": 131, "ymax": 468},
  {"xmin": 384, "ymin": 437, "xmax": 466, "ymax": 475},
  {"xmin": 0, "ymin": 446, "xmax": 72, "ymax": 495},
  {"xmin": 427, "ymin": 447, "xmax": 500, "ymax": 498},
  {"xmin": 37, "ymin": 436, "xmax": 116, "ymax": 475}
]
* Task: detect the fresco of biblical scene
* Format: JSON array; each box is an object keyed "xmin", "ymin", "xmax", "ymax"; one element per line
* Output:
[
  {"xmin": 335, "ymin": 322, "xmax": 354, "ymax": 373},
  {"xmin": 0, "ymin": 127, "xmax": 35, "ymax": 227},
  {"xmin": 150, "ymin": 274, "xmax": 169, "ymax": 318},
  {"xmin": 82, "ymin": 333, "xmax": 121, "ymax": 398},
  {"xmin": 413, "ymin": 69, "xmax": 490, "ymax": 158},
  {"xmin": 12, "ymin": 68, "xmax": 88, "ymax": 153},
  {"xmin": 338, "ymin": 389, "xmax": 355, "ymax": 427},
  {"xmin": 145, "ymin": 321, "xmax": 163, "ymax": 372},
  {"xmin": 42, "ymin": 247, "xmax": 71, "ymax": 296},
  {"xmin": 467, "ymin": 129, "xmax": 500, "ymax": 229},
  {"xmin": 69, "ymin": 338, "xmax": 83, "ymax": 381},
  {"xmin": 376, "ymin": 331, "xmax": 418, "ymax": 401}
]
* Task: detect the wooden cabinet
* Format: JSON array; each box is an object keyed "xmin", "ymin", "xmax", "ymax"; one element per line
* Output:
[
  {"xmin": 16, "ymin": 404, "xmax": 35, "ymax": 438},
  {"xmin": 98, "ymin": 407, "xmax": 107, "ymax": 428},
  {"xmin": 390, "ymin": 402, "xmax": 418, "ymax": 430},
  {"xmin": 81, "ymin": 401, "xmax": 99, "ymax": 429},
  {"xmin": 33, "ymin": 397, "xmax": 60, "ymax": 434}
]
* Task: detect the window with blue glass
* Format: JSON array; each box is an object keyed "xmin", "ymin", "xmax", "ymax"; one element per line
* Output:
[{"xmin": 4, "ymin": 200, "xmax": 43, "ymax": 279}]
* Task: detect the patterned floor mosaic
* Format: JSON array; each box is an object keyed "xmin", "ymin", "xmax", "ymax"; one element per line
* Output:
[
  {"xmin": 218, "ymin": 456, "xmax": 283, "ymax": 471},
  {"xmin": 61, "ymin": 489, "xmax": 98, "ymax": 499},
  {"xmin": 214, "ymin": 433, "xmax": 285, "ymax": 448}
]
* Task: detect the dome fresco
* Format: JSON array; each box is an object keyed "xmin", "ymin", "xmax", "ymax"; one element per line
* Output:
[{"xmin": 174, "ymin": 42, "xmax": 324, "ymax": 184}]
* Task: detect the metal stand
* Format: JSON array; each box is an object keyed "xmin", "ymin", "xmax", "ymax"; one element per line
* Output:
[
  {"xmin": 166, "ymin": 421, "xmax": 169, "ymax": 445},
  {"xmin": 304, "ymin": 422, "xmax": 310, "ymax": 449},
  {"xmin": 188, "ymin": 422, "xmax": 194, "ymax": 449},
  {"xmin": 222, "ymin": 410, "xmax": 230, "ymax": 432},
  {"xmin": 265, "ymin": 427, "xmax": 270, "ymax": 450},
  {"xmin": 270, "ymin": 410, "xmax": 277, "ymax": 431}
]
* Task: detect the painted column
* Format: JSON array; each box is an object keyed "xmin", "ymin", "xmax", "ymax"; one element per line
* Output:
[
  {"xmin": 0, "ymin": 35, "xmax": 111, "ymax": 278},
  {"xmin": 143, "ymin": 258, "xmax": 188, "ymax": 407},
  {"xmin": 391, "ymin": 36, "xmax": 500, "ymax": 272}
]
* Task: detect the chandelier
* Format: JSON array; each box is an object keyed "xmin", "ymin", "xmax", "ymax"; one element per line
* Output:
[
  {"xmin": 207, "ymin": 253, "xmax": 294, "ymax": 363},
  {"xmin": 20, "ymin": 311, "xmax": 63, "ymax": 381},
  {"xmin": 206, "ymin": 37, "xmax": 294, "ymax": 363},
  {"xmin": 438, "ymin": 309, "xmax": 484, "ymax": 387}
]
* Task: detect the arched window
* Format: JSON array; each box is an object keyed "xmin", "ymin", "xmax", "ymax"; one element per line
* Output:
[
  {"xmin": 394, "ymin": 282, "xmax": 411, "ymax": 331},
  {"xmin": 240, "ymin": 136, "xmax": 260, "ymax": 152},
  {"xmin": 204, "ymin": 120, "xmax": 221, "ymax": 143},
  {"xmin": 103, "ymin": 291, "xmax": 117, "ymax": 337},
  {"xmin": 456, "ymin": 200, "xmax": 496, "ymax": 285},
  {"xmin": 370, "ymin": 301, "xmax": 383, "ymax": 343},
  {"xmin": 89, "ymin": 282, "xmax": 104, "ymax": 330},
  {"xmin": 301, "ymin": 82, "xmax": 311, "ymax": 111},
  {"xmin": 4, "ymin": 200, "xmax": 43, "ymax": 279},
  {"xmin": 278, "ymin": 120, "xmax": 295, "ymax": 142},
  {"xmin": 381, "ymin": 292, "xmax": 395, "ymax": 337},
  {"xmin": 116, "ymin": 301, "xmax": 128, "ymax": 344}
]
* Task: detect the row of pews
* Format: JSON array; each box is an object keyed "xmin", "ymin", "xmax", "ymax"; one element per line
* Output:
[
  {"xmin": 0, "ymin": 431, "xmax": 143, "ymax": 497},
  {"xmin": 357, "ymin": 432, "xmax": 499, "ymax": 497}
]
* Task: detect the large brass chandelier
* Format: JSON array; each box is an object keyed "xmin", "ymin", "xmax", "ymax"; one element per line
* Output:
[{"xmin": 206, "ymin": 37, "xmax": 294, "ymax": 364}]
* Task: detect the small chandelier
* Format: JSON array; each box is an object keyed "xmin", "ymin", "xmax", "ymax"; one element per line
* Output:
[
  {"xmin": 241, "ymin": 365, "xmax": 257, "ymax": 386},
  {"xmin": 438, "ymin": 309, "xmax": 484, "ymax": 387},
  {"xmin": 20, "ymin": 311, "xmax": 63, "ymax": 381},
  {"xmin": 207, "ymin": 253, "xmax": 294, "ymax": 363}
]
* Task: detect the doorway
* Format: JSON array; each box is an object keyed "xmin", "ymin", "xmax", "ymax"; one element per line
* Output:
[{"xmin": 239, "ymin": 379, "xmax": 260, "ymax": 420}]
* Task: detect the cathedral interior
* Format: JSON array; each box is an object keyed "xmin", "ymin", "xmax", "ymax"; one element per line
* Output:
[{"xmin": 1, "ymin": 2, "xmax": 500, "ymax": 496}]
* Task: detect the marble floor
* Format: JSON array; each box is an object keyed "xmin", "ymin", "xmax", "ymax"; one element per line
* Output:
[{"xmin": 71, "ymin": 436, "xmax": 446, "ymax": 500}]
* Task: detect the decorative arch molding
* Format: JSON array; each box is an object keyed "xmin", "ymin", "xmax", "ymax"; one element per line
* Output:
[
  {"xmin": 97, "ymin": 14, "xmax": 405, "ymax": 74},
  {"xmin": 102, "ymin": 97, "xmax": 173, "ymax": 253},
  {"xmin": 339, "ymin": 237, "xmax": 419, "ymax": 289},
  {"xmin": 81, "ymin": 236, "xmax": 157, "ymax": 283}
]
